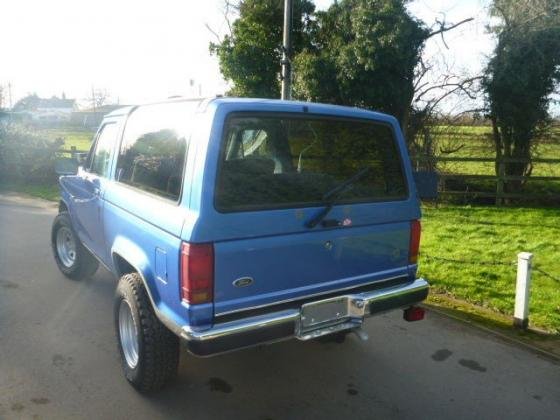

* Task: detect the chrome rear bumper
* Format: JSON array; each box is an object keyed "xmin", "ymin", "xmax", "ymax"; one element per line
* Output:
[{"xmin": 182, "ymin": 278, "xmax": 429, "ymax": 356}]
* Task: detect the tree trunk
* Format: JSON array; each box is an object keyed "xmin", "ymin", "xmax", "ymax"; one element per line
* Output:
[
  {"xmin": 496, "ymin": 126, "xmax": 532, "ymax": 194},
  {"xmin": 491, "ymin": 117, "xmax": 502, "ymax": 175}
]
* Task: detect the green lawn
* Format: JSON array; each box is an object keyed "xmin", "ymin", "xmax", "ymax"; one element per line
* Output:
[
  {"xmin": 0, "ymin": 182, "xmax": 59, "ymax": 201},
  {"xmin": 419, "ymin": 204, "xmax": 560, "ymax": 333},
  {"xmin": 427, "ymin": 125, "xmax": 560, "ymax": 177},
  {"xmin": 39, "ymin": 128, "xmax": 94, "ymax": 152}
]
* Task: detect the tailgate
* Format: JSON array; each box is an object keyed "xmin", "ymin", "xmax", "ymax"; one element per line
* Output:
[{"xmin": 213, "ymin": 221, "xmax": 411, "ymax": 315}]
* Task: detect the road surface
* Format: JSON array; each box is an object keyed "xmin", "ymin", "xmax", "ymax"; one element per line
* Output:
[{"xmin": 0, "ymin": 193, "xmax": 558, "ymax": 420}]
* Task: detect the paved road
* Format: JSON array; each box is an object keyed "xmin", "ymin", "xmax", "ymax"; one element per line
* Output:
[{"xmin": 0, "ymin": 193, "xmax": 559, "ymax": 420}]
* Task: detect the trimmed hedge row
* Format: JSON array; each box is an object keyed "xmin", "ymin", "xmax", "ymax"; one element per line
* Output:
[{"xmin": 0, "ymin": 124, "xmax": 63, "ymax": 184}]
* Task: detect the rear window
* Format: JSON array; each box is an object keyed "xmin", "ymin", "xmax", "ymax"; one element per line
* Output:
[{"xmin": 215, "ymin": 114, "xmax": 407, "ymax": 212}]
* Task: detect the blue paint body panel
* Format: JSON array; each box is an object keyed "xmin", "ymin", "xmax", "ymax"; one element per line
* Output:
[{"xmin": 58, "ymin": 98, "xmax": 421, "ymax": 332}]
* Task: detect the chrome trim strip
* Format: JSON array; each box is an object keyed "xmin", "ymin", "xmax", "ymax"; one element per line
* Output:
[
  {"xmin": 182, "ymin": 278, "xmax": 428, "ymax": 344},
  {"xmin": 182, "ymin": 309, "xmax": 300, "ymax": 342},
  {"xmin": 214, "ymin": 273, "xmax": 409, "ymax": 317}
]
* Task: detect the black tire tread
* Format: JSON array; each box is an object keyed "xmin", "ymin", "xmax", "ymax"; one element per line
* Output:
[
  {"xmin": 116, "ymin": 273, "xmax": 179, "ymax": 392},
  {"xmin": 51, "ymin": 212, "xmax": 98, "ymax": 280}
]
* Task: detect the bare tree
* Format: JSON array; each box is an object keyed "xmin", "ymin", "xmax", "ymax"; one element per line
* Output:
[
  {"xmin": 205, "ymin": 0, "xmax": 240, "ymax": 43},
  {"xmin": 87, "ymin": 88, "xmax": 111, "ymax": 111},
  {"xmin": 406, "ymin": 15, "xmax": 483, "ymax": 167},
  {"xmin": 409, "ymin": 53, "xmax": 483, "ymax": 160}
]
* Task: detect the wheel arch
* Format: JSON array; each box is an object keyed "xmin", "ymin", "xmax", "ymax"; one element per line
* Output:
[
  {"xmin": 111, "ymin": 236, "xmax": 155, "ymax": 294},
  {"xmin": 58, "ymin": 199, "xmax": 69, "ymax": 213},
  {"xmin": 110, "ymin": 242, "xmax": 183, "ymax": 337},
  {"xmin": 113, "ymin": 253, "xmax": 137, "ymax": 278}
]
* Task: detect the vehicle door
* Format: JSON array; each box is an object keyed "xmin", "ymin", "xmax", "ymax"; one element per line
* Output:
[{"xmin": 71, "ymin": 120, "xmax": 120, "ymax": 264}]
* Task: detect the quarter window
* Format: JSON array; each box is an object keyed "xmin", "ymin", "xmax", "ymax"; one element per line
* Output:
[{"xmin": 115, "ymin": 102, "xmax": 195, "ymax": 201}]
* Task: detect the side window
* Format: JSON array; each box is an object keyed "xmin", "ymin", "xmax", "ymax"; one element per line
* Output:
[
  {"xmin": 90, "ymin": 123, "xmax": 118, "ymax": 177},
  {"xmin": 115, "ymin": 102, "xmax": 194, "ymax": 201}
]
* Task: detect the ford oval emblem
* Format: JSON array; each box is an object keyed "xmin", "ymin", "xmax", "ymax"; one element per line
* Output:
[{"xmin": 233, "ymin": 277, "xmax": 254, "ymax": 288}]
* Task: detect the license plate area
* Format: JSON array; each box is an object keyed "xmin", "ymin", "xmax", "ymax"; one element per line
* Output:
[{"xmin": 301, "ymin": 297, "xmax": 349, "ymax": 330}]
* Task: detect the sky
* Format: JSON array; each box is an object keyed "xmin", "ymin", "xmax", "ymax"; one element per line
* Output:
[{"xmin": 0, "ymin": 0, "xmax": 494, "ymax": 109}]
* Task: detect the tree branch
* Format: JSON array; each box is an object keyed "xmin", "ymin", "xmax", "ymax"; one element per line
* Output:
[
  {"xmin": 205, "ymin": 23, "xmax": 222, "ymax": 44},
  {"xmin": 424, "ymin": 81, "xmax": 478, "ymax": 114},
  {"xmin": 206, "ymin": 1, "xmax": 239, "ymax": 45},
  {"xmin": 415, "ymin": 76, "xmax": 482, "ymax": 102},
  {"xmin": 440, "ymin": 144, "xmax": 465, "ymax": 154},
  {"xmin": 426, "ymin": 18, "xmax": 474, "ymax": 39},
  {"xmin": 223, "ymin": 0, "xmax": 238, "ymax": 36}
]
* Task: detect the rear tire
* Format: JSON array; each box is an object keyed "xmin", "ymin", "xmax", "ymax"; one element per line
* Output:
[
  {"xmin": 51, "ymin": 212, "xmax": 98, "ymax": 279},
  {"xmin": 114, "ymin": 273, "xmax": 179, "ymax": 392}
]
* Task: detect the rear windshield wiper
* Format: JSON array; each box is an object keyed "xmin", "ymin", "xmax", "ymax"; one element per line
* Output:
[{"xmin": 306, "ymin": 167, "xmax": 370, "ymax": 228}]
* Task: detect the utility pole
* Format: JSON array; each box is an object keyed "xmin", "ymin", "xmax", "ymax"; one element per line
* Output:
[
  {"xmin": 8, "ymin": 82, "xmax": 13, "ymax": 109},
  {"xmin": 91, "ymin": 85, "xmax": 96, "ymax": 114},
  {"xmin": 281, "ymin": 0, "xmax": 293, "ymax": 100}
]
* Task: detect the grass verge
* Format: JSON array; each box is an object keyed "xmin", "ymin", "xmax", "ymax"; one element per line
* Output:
[
  {"xmin": 425, "ymin": 293, "xmax": 560, "ymax": 360},
  {"xmin": 38, "ymin": 128, "xmax": 94, "ymax": 152},
  {"xmin": 0, "ymin": 183, "xmax": 59, "ymax": 201},
  {"xmin": 419, "ymin": 204, "xmax": 560, "ymax": 333}
]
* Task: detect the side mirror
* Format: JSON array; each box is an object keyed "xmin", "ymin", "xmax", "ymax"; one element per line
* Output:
[
  {"xmin": 71, "ymin": 152, "xmax": 87, "ymax": 166},
  {"xmin": 55, "ymin": 157, "xmax": 79, "ymax": 175},
  {"xmin": 413, "ymin": 171, "xmax": 439, "ymax": 200}
]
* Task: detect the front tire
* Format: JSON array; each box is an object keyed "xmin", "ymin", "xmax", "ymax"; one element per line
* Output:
[
  {"xmin": 114, "ymin": 273, "xmax": 179, "ymax": 392},
  {"xmin": 51, "ymin": 212, "xmax": 98, "ymax": 279}
]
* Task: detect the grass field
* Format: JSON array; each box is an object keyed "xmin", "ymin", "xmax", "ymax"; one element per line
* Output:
[
  {"xmin": 419, "ymin": 204, "xmax": 560, "ymax": 333},
  {"xmin": 39, "ymin": 128, "xmax": 95, "ymax": 152},
  {"xmin": 0, "ymin": 182, "xmax": 59, "ymax": 201},
  {"xmin": 427, "ymin": 125, "xmax": 560, "ymax": 177}
]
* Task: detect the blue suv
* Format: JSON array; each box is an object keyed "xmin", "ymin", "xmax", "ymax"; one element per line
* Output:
[{"xmin": 51, "ymin": 98, "xmax": 429, "ymax": 391}]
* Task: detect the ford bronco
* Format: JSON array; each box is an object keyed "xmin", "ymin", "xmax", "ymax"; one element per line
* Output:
[{"xmin": 51, "ymin": 98, "xmax": 429, "ymax": 392}]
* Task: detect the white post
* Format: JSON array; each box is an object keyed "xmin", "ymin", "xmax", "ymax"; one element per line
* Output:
[{"xmin": 513, "ymin": 252, "xmax": 533, "ymax": 329}]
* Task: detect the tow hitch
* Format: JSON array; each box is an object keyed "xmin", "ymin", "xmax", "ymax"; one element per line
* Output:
[
  {"xmin": 353, "ymin": 328, "xmax": 369, "ymax": 341},
  {"xmin": 403, "ymin": 306, "xmax": 425, "ymax": 322}
]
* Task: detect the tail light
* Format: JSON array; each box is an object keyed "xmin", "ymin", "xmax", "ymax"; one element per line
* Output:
[
  {"xmin": 403, "ymin": 306, "xmax": 425, "ymax": 322},
  {"xmin": 180, "ymin": 242, "xmax": 214, "ymax": 304},
  {"xmin": 409, "ymin": 220, "xmax": 421, "ymax": 264}
]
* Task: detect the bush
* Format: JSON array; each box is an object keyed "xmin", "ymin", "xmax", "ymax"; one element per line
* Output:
[{"xmin": 0, "ymin": 124, "xmax": 63, "ymax": 184}]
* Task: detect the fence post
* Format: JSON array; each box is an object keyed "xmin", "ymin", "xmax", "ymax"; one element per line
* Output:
[
  {"xmin": 513, "ymin": 252, "xmax": 533, "ymax": 330},
  {"xmin": 496, "ymin": 159, "xmax": 505, "ymax": 206},
  {"xmin": 70, "ymin": 146, "xmax": 77, "ymax": 159}
]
